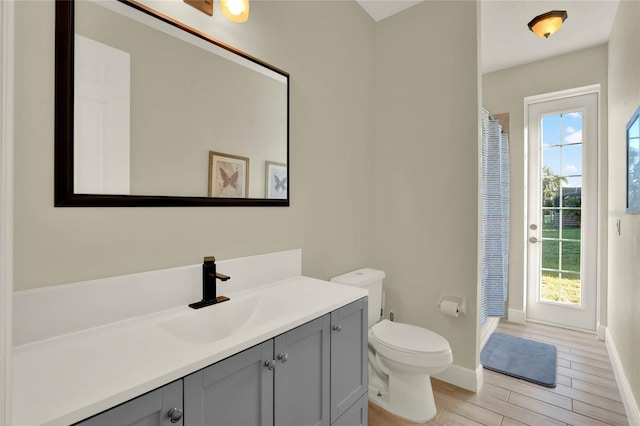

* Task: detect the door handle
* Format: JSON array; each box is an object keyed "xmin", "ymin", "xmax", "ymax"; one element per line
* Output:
[{"xmin": 529, "ymin": 236, "xmax": 539, "ymax": 243}]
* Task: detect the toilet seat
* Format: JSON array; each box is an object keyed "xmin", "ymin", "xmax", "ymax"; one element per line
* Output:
[{"xmin": 371, "ymin": 320, "xmax": 452, "ymax": 367}]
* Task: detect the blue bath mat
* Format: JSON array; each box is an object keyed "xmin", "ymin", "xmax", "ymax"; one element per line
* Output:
[{"xmin": 481, "ymin": 332, "xmax": 557, "ymax": 387}]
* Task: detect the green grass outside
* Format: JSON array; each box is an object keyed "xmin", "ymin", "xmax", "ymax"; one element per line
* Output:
[
  {"xmin": 541, "ymin": 274, "xmax": 581, "ymax": 304},
  {"xmin": 541, "ymin": 228, "xmax": 581, "ymax": 272},
  {"xmin": 540, "ymin": 225, "xmax": 582, "ymax": 305}
]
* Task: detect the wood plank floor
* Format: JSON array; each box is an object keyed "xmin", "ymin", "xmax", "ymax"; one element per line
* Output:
[{"xmin": 369, "ymin": 320, "xmax": 629, "ymax": 426}]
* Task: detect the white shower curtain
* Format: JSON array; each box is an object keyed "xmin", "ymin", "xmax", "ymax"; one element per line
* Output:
[{"xmin": 481, "ymin": 108, "xmax": 510, "ymax": 326}]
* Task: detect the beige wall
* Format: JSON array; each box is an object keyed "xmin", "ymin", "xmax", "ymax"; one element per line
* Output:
[
  {"xmin": 374, "ymin": 1, "xmax": 481, "ymax": 371},
  {"xmin": 607, "ymin": 0, "xmax": 640, "ymax": 411},
  {"xmin": 482, "ymin": 45, "xmax": 608, "ymax": 324},
  {"xmin": 14, "ymin": 0, "xmax": 376, "ymax": 289}
]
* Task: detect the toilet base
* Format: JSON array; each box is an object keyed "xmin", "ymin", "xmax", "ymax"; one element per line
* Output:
[{"xmin": 368, "ymin": 372, "xmax": 437, "ymax": 423}]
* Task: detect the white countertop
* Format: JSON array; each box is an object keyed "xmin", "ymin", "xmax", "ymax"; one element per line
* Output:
[{"xmin": 12, "ymin": 276, "xmax": 367, "ymax": 426}]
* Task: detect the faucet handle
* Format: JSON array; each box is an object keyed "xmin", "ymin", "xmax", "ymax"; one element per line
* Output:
[{"xmin": 216, "ymin": 273, "xmax": 230, "ymax": 281}]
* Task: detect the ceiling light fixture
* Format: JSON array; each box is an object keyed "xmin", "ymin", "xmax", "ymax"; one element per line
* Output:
[
  {"xmin": 527, "ymin": 10, "xmax": 568, "ymax": 38},
  {"xmin": 221, "ymin": 0, "xmax": 250, "ymax": 23}
]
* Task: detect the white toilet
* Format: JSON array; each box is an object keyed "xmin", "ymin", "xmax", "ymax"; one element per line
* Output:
[{"xmin": 331, "ymin": 268, "xmax": 453, "ymax": 423}]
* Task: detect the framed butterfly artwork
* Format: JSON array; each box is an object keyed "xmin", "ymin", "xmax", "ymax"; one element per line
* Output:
[
  {"xmin": 265, "ymin": 161, "xmax": 288, "ymax": 199},
  {"xmin": 208, "ymin": 151, "xmax": 249, "ymax": 198}
]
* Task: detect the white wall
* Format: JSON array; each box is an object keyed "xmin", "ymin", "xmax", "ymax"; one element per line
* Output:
[
  {"xmin": 482, "ymin": 45, "xmax": 608, "ymax": 325},
  {"xmin": 13, "ymin": 0, "xmax": 376, "ymax": 290},
  {"xmin": 374, "ymin": 1, "xmax": 481, "ymax": 373},
  {"xmin": 607, "ymin": 0, "xmax": 640, "ymax": 413}
]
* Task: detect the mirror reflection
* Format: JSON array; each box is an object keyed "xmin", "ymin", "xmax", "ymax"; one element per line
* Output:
[{"xmin": 57, "ymin": 0, "xmax": 289, "ymax": 206}]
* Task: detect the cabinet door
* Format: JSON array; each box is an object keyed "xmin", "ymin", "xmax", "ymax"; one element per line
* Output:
[
  {"xmin": 183, "ymin": 341, "xmax": 274, "ymax": 426},
  {"xmin": 330, "ymin": 298, "xmax": 367, "ymax": 423},
  {"xmin": 331, "ymin": 395, "xmax": 368, "ymax": 426},
  {"xmin": 74, "ymin": 380, "xmax": 183, "ymax": 426},
  {"xmin": 274, "ymin": 315, "xmax": 330, "ymax": 426}
]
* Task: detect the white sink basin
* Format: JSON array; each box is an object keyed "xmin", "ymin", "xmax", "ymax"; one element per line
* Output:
[{"xmin": 158, "ymin": 293, "xmax": 295, "ymax": 343}]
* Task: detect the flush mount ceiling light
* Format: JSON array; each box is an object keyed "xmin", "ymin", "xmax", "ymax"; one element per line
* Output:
[{"xmin": 527, "ymin": 10, "xmax": 568, "ymax": 38}]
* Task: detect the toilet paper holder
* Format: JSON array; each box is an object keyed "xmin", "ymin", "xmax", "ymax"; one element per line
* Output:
[{"xmin": 437, "ymin": 293, "xmax": 466, "ymax": 316}]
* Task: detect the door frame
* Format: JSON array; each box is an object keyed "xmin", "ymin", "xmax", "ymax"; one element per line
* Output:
[
  {"xmin": 0, "ymin": 0, "xmax": 14, "ymax": 423},
  {"xmin": 523, "ymin": 84, "xmax": 602, "ymax": 333}
]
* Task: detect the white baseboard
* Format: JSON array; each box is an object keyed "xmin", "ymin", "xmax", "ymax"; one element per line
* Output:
[
  {"xmin": 480, "ymin": 317, "xmax": 500, "ymax": 351},
  {"xmin": 605, "ymin": 328, "xmax": 640, "ymax": 425},
  {"xmin": 507, "ymin": 308, "xmax": 526, "ymax": 324},
  {"xmin": 433, "ymin": 363, "xmax": 483, "ymax": 392},
  {"xmin": 596, "ymin": 322, "xmax": 606, "ymax": 341}
]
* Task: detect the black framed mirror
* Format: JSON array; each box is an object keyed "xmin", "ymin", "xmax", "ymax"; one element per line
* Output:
[{"xmin": 55, "ymin": 0, "xmax": 289, "ymax": 207}]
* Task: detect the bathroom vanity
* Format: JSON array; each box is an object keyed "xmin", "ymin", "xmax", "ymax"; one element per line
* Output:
[
  {"xmin": 76, "ymin": 299, "xmax": 366, "ymax": 426},
  {"xmin": 12, "ymin": 250, "xmax": 368, "ymax": 425}
]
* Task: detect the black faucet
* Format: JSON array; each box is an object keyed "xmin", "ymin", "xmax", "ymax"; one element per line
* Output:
[{"xmin": 189, "ymin": 256, "xmax": 231, "ymax": 309}]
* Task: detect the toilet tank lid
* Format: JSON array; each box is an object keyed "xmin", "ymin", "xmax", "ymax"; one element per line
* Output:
[{"xmin": 330, "ymin": 268, "xmax": 386, "ymax": 286}]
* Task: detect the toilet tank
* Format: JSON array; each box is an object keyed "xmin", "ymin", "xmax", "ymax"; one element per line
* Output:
[{"xmin": 330, "ymin": 268, "xmax": 386, "ymax": 328}]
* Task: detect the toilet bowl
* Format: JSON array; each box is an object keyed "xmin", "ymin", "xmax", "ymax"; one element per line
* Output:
[
  {"xmin": 369, "ymin": 319, "xmax": 452, "ymax": 421},
  {"xmin": 331, "ymin": 269, "xmax": 453, "ymax": 423}
]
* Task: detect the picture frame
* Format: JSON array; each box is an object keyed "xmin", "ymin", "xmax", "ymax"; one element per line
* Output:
[
  {"xmin": 183, "ymin": 0, "xmax": 213, "ymax": 16},
  {"xmin": 208, "ymin": 151, "xmax": 249, "ymax": 198},
  {"xmin": 626, "ymin": 106, "xmax": 640, "ymax": 214},
  {"xmin": 265, "ymin": 161, "xmax": 287, "ymax": 199}
]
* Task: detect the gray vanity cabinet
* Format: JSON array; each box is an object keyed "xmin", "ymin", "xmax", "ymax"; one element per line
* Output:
[
  {"xmin": 74, "ymin": 297, "xmax": 367, "ymax": 426},
  {"xmin": 183, "ymin": 340, "xmax": 274, "ymax": 426},
  {"xmin": 74, "ymin": 380, "xmax": 183, "ymax": 426},
  {"xmin": 331, "ymin": 395, "xmax": 368, "ymax": 426},
  {"xmin": 184, "ymin": 316, "xmax": 331, "ymax": 426},
  {"xmin": 274, "ymin": 315, "xmax": 330, "ymax": 426},
  {"xmin": 330, "ymin": 299, "xmax": 368, "ymax": 424}
]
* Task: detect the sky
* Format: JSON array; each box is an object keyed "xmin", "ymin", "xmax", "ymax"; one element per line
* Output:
[{"xmin": 542, "ymin": 111, "xmax": 583, "ymax": 189}]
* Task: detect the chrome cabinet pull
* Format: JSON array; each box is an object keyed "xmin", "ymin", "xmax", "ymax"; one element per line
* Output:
[
  {"xmin": 168, "ymin": 407, "xmax": 183, "ymax": 423},
  {"xmin": 264, "ymin": 359, "xmax": 276, "ymax": 370},
  {"xmin": 332, "ymin": 324, "xmax": 342, "ymax": 332},
  {"xmin": 277, "ymin": 353, "xmax": 288, "ymax": 363}
]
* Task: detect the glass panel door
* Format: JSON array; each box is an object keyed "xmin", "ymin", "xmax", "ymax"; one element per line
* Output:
[
  {"xmin": 540, "ymin": 112, "xmax": 583, "ymax": 305},
  {"xmin": 526, "ymin": 90, "xmax": 598, "ymax": 331}
]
